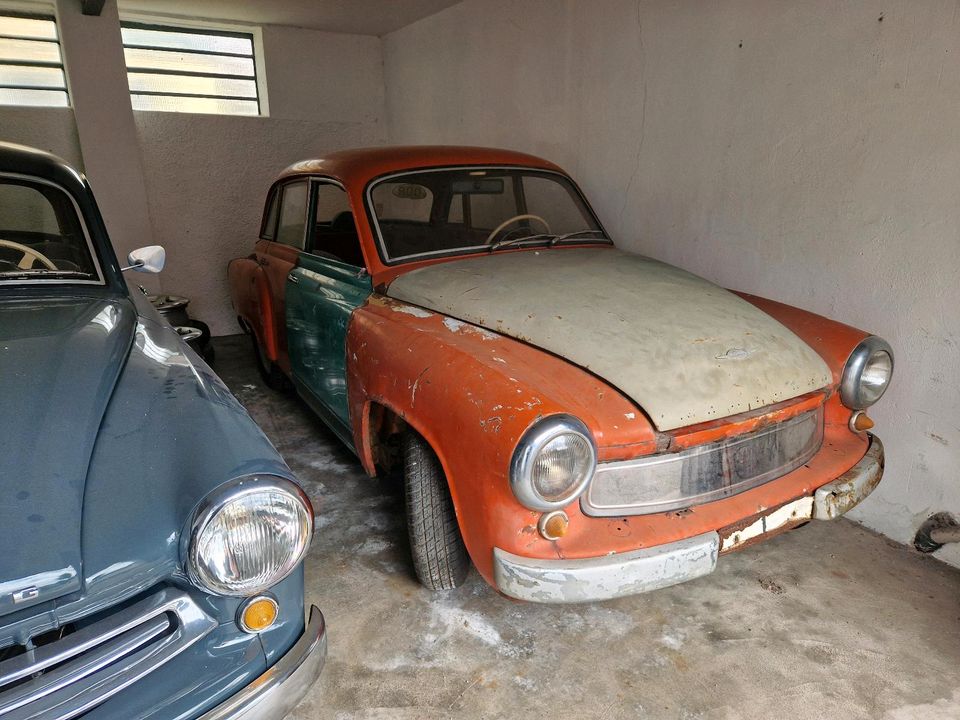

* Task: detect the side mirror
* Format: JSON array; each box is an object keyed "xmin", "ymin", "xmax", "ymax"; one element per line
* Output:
[{"xmin": 124, "ymin": 245, "xmax": 165, "ymax": 273}]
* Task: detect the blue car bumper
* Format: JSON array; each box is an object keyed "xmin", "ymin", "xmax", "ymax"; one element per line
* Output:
[{"xmin": 198, "ymin": 606, "xmax": 325, "ymax": 720}]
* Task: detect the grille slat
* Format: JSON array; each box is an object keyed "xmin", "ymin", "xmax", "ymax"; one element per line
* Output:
[
  {"xmin": 0, "ymin": 588, "xmax": 215, "ymax": 720},
  {"xmin": 583, "ymin": 408, "xmax": 825, "ymax": 517}
]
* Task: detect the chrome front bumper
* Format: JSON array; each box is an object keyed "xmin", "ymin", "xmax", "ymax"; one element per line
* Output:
[
  {"xmin": 198, "ymin": 606, "xmax": 326, "ymax": 720},
  {"xmin": 494, "ymin": 435, "xmax": 884, "ymax": 604}
]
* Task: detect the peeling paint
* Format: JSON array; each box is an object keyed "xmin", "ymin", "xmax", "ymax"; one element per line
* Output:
[{"xmin": 392, "ymin": 303, "xmax": 433, "ymax": 318}]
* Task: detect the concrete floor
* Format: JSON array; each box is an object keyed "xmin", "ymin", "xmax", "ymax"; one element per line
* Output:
[{"xmin": 212, "ymin": 335, "xmax": 960, "ymax": 720}]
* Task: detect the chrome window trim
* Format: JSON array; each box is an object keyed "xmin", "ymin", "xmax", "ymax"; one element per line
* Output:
[
  {"xmin": 186, "ymin": 474, "xmax": 314, "ymax": 597},
  {"xmin": 364, "ymin": 165, "xmax": 611, "ymax": 265},
  {"xmin": 839, "ymin": 335, "xmax": 894, "ymax": 409},
  {"xmin": 0, "ymin": 171, "xmax": 105, "ymax": 285},
  {"xmin": 510, "ymin": 414, "xmax": 597, "ymax": 511}
]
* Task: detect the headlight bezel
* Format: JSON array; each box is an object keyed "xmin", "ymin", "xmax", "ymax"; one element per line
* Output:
[
  {"xmin": 510, "ymin": 414, "xmax": 598, "ymax": 511},
  {"xmin": 186, "ymin": 475, "xmax": 313, "ymax": 597},
  {"xmin": 840, "ymin": 336, "xmax": 894, "ymax": 410}
]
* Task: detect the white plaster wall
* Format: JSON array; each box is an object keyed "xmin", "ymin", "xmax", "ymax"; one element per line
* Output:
[
  {"xmin": 0, "ymin": 107, "xmax": 83, "ymax": 168},
  {"xmin": 383, "ymin": 0, "xmax": 960, "ymax": 565},
  {"xmin": 134, "ymin": 25, "xmax": 386, "ymax": 335}
]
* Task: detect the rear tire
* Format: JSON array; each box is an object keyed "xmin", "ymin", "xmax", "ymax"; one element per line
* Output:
[
  {"xmin": 251, "ymin": 333, "xmax": 290, "ymax": 391},
  {"xmin": 403, "ymin": 432, "xmax": 469, "ymax": 590}
]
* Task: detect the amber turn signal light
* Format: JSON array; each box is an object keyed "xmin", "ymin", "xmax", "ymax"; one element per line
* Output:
[
  {"xmin": 850, "ymin": 411, "xmax": 875, "ymax": 433},
  {"xmin": 238, "ymin": 596, "xmax": 279, "ymax": 633},
  {"xmin": 538, "ymin": 510, "xmax": 569, "ymax": 540}
]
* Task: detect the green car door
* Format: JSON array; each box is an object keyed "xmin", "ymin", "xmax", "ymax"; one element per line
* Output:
[{"xmin": 285, "ymin": 180, "xmax": 372, "ymax": 450}]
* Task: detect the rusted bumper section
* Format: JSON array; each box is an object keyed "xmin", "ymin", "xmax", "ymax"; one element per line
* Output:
[
  {"xmin": 812, "ymin": 434, "xmax": 884, "ymax": 520},
  {"xmin": 493, "ymin": 532, "xmax": 719, "ymax": 603},
  {"xmin": 494, "ymin": 435, "xmax": 883, "ymax": 603}
]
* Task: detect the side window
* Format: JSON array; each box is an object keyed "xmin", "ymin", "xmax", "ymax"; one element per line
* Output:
[
  {"xmin": 448, "ymin": 193, "xmax": 464, "ymax": 224},
  {"xmin": 260, "ymin": 190, "xmax": 279, "ymax": 239},
  {"xmin": 275, "ymin": 182, "xmax": 309, "ymax": 248},
  {"xmin": 312, "ymin": 182, "xmax": 364, "ymax": 267}
]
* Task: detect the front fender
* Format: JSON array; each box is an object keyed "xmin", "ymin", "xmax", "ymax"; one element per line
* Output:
[
  {"xmin": 345, "ymin": 296, "xmax": 654, "ymax": 583},
  {"xmin": 83, "ymin": 315, "xmax": 296, "ymax": 621}
]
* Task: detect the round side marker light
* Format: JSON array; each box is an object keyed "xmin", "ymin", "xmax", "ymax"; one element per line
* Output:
[
  {"xmin": 238, "ymin": 596, "xmax": 279, "ymax": 633},
  {"xmin": 538, "ymin": 510, "xmax": 569, "ymax": 540},
  {"xmin": 850, "ymin": 411, "xmax": 875, "ymax": 433}
]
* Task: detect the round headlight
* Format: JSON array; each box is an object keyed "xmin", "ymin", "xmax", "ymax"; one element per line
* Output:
[
  {"xmin": 188, "ymin": 476, "xmax": 313, "ymax": 596},
  {"xmin": 840, "ymin": 336, "xmax": 894, "ymax": 410},
  {"xmin": 510, "ymin": 415, "xmax": 597, "ymax": 511}
]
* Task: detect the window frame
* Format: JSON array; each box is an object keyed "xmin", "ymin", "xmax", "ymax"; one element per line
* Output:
[
  {"xmin": 0, "ymin": 171, "xmax": 105, "ymax": 286},
  {"xmin": 0, "ymin": 10, "xmax": 69, "ymax": 108},
  {"xmin": 306, "ymin": 177, "xmax": 365, "ymax": 270},
  {"xmin": 272, "ymin": 179, "xmax": 310, "ymax": 251},
  {"xmin": 118, "ymin": 15, "xmax": 268, "ymax": 117},
  {"xmin": 364, "ymin": 165, "xmax": 611, "ymax": 266}
]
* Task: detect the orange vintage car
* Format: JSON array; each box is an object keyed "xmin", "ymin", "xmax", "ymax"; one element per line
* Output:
[{"xmin": 228, "ymin": 146, "xmax": 892, "ymax": 603}]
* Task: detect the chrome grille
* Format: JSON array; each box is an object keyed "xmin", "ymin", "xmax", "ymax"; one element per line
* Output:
[
  {"xmin": 582, "ymin": 408, "xmax": 824, "ymax": 517},
  {"xmin": 0, "ymin": 588, "xmax": 216, "ymax": 720}
]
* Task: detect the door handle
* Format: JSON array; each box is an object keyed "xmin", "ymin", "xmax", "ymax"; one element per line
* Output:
[{"xmin": 288, "ymin": 274, "xmax": 300, "ymax": 284}]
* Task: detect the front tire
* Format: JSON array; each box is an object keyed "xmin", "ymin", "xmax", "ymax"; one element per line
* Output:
[{"xmin": 403, "ymin": 432, "xmax": 469, "ymax": 590}]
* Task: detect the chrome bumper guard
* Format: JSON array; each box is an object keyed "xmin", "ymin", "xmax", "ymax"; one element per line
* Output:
[
  {"xmin": 494, "ymin": 434, "xmax": 883, "ymax": 604},
  {"xmin": 198, "ymin": 605, "xmax": 326, "ymax": 720}
]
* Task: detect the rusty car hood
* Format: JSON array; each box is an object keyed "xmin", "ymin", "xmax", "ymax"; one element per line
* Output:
[
  {"xmin": 386, "ymin": 247, "xmax": 832, "ymax": 431},
  {"xmin": 0, "ymin": 294, "xmax": 136, "ymax": 616}
]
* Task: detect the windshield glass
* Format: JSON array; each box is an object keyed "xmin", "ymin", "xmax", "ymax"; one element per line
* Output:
[
  {"xmin": 0, "ymin": 177, "xmax": 100, "ymax": 283},
  {"xmin": 368, "ymin": 167, "xmax": 609, "ymax": 262}
]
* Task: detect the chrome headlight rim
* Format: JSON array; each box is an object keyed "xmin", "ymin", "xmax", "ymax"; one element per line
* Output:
[
  {"xmin": 510, "ymin": 414, "xmax": 598, "ymax": 511},
  {"xmin": 840, "ymin": 336, "xmax": 894, "ymax": 410},
  {"xmin": 187, "ymin": 475, "xmax": 314, "ymax": 597}
]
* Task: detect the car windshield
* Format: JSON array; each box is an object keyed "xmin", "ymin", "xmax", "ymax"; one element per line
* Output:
[
  {"xmin": 0, "ymin": 177, "xmax": 100, "ymax": 283},
  {"xmin": 368, "ymin": 167, "xmax": 609, "ymax": 262}
]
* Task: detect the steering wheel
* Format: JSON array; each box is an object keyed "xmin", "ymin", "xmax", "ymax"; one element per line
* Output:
[
  {"xmin": 485, "ymin": 214, "xmax": 551, "ymax": 245},
  {"xmin": 0, "ymin": 239, "xmax": 58, "ymax": 270}
]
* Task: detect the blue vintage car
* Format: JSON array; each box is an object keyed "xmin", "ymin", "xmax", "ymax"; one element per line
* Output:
[{"xmin": 0, "ymin": 142, "xmax": 325, "ymax": 719}]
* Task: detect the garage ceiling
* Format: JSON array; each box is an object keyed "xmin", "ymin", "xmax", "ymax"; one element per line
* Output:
[{"xmin": 116, "ymin": 0, "xmax": 461, "ymax": 36}]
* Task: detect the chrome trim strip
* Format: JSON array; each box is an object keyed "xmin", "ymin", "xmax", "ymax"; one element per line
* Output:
[
  {"xmin": 198, "ymin": 605, "xmax": 326, "ymax": 720},
  {"xmin": 493, "ymin": 532, "xmax": 719, "ymax": 604},
  {"xmin": 0, "ymin": 588, "xmax": 217, "ymax": 720},
  {"xmin": 813, "ymin": 434, "xmax": 884, "ymax": 520},
  {"xmin": 0, "ymin": 171, "xmax": 105, "ymax": 286}
]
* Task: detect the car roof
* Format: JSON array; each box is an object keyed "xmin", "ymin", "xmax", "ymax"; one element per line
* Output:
[
  {"xmin": 0, "ymin": 142, "xmax": 87, "ymax": 195},
  {"xmin": 275, "ymin": 145, "xmax": 565, "ymax": 186}
]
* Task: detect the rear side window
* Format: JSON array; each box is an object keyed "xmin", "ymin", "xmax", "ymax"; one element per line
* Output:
[{"xmin": 275, "ymin": 182, "xmax": 308, "ymax": 248}]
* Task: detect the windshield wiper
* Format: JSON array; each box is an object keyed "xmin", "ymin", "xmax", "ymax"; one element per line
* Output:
[
  {"xmin": 0, "ymin": 270, "xmax": 93, "ymax": 280},
  {"xmin": 548, "ymin": 229, "xmax": 609, "ymax": 245},
  {"xmin": 488, "ymin": 233, "xmax": 557, "ymax": 251}
]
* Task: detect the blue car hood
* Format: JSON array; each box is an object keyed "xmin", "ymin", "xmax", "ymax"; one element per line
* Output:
[{"xmin": 0, "ymin": 295, "xmax": 135, "ymax": 616}]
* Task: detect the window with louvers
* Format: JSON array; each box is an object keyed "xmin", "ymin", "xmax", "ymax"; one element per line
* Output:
[
  {"xmin": 0, "ymin": 14, "xmax": 68, "ymax": 108},
  {"xmin": 121, "ymin": 22, "xmax": 261, "ymax": 116}
]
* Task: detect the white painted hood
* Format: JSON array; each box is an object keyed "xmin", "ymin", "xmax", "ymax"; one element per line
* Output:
[{"xmin": 387, "ymin": 248, "xmax": 832, "ymax": 431}]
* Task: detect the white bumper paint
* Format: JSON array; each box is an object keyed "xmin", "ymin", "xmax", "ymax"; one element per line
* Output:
[{"xmin": 387, "ymin": 248, "xmax": 832, "ymax": 430}]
